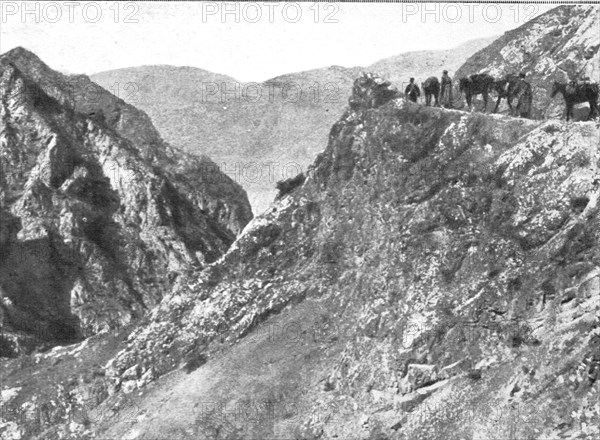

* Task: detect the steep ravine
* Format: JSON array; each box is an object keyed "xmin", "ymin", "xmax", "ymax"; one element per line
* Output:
[
  {"xmin": 3, "ymin": 73, "xmax": 598, "ymax": 440},
  {"xmin": 0, "ymin": 50, "xmax": 253, "ymax": 357}
]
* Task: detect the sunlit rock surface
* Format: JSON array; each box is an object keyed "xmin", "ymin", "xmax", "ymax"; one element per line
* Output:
[
  {"xmin": 0, "ymin": 48, "xmax": 252, "ymax": 356},
  {"xmin": 90, "ymin": 74, "xmax": 597, "ymax": 439}
]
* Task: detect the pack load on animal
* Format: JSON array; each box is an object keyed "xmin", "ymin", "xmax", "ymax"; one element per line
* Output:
[{"xmin": 551, "ymin": 79, "xmax": 599, "ymax": 121}]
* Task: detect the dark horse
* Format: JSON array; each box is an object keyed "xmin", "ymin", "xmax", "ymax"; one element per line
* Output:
[
  {"xmin": 459, "ymin": 73, "xmax": 495, "ymax": 112},
  {"xmin": 493, "ymin": 75, "xmax": 532, "ymax": 118},
  {"xmin": 493, "ymin": 74, "xmax": 518, "ymax": 113},
  {"xmin": 551, "ymin": 81, "xmax": 600, "ymax": 121},
  {"xmin": 422, "ymin": 76, "xmax": 440, "ymax": 107}
]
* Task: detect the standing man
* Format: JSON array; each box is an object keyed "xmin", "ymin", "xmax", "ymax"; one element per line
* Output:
[
  {"xmin": 515, "ymin": 72, "xmax": 533, "ymax": 118},
  {"xmin": 440, "ymin": 70, "xmax": 453, "ymax": 108},
  {"xmin": 405, "ymin": 78, "xmax": 421, "ymax": 103}
]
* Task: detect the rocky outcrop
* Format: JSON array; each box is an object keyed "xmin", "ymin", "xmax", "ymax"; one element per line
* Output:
[
  {"xmin": 1, "ymin": 47, "xmax": 253, "ymax": 234},
  {"xmin": 348, "ymin": 73, "xmax": 399, "ymax": 111},
  {"xmin": 25, "ymin": 71, "xmax": 595, "ymax": 440},
  {"xmin": 455, "ymin": 5, "xmax": 600, "ymax": 119},
  {"xmin": 0, "ymin": 49, "xmax": 252, "ymax": 356}
]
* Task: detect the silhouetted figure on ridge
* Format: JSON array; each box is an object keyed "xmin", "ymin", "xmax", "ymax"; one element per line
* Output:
[
  {"xmin": 440, "ymin": 70, "xmax": 453, "ymax": 108},
  {"xmin": 405, "ymin": 78, "xmax": 420, "ymax": 103}
]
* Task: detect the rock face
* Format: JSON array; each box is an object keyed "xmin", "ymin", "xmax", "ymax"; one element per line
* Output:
[
  {"xmin": 13, "ymin": 69, "xmax": 596, "ymax": 440},
  {"xmin": 0, "ymin": 48, "xmax": 252, "ymax": 356},
  {"xmin": 455, "ymin": 5, "xmax": 600, "ymax": 119},
  {"xmin": 348, "ymin": 73, "xmax": 400, "ymax": 110},
  {"xmin": 3, "ymin": 11, "xmax": 600, "ymax": 436}
]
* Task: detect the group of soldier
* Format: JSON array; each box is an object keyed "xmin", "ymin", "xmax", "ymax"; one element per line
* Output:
[{"xmin": 403, "ymin": 70, "xmax": 594, "ymax": 113}]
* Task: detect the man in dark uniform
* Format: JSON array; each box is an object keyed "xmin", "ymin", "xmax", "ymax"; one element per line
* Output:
[
  {"xmin": 440, "ymin": 70, "xmax": 453, "ymax": 108},
  {"xmin": 405, "ymin": 77, "xmax": 420, "ymax": 103},
  {"xmin": 514, "ymin": 72, "xmax": 533, "ymax": 118}
]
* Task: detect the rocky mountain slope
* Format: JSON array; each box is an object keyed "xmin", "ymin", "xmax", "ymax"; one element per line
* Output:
[
  {"xmin": 91, "ymin": 37, "xmax": 496, "ymax": 214},
  {"xmin": 455, "ymin": 5, "xmax": 599, "ymax": 119},
  {"xmin": 0, "ymin": 48, "xmax": 252, "ymax": 357},
  {"xmin": 3, "ymin": 71, "xmax": 599, "ymax": 440}
]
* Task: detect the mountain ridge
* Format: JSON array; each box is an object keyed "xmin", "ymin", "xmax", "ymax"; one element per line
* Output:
[
  {"xmin": 4, "ymin": 69, "xmax": 598, "ymax": 439},
  {"xmin": 90, "ymin": 36, "xmax": 499, "ymax": 214}
]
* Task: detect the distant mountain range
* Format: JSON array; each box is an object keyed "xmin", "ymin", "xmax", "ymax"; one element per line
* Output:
[{"xmin": 91, "ymin": 36, "xmax": 497, "ymax": 213}]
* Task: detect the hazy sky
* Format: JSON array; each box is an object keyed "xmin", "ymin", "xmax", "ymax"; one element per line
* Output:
[{"xmin": 1, "ymin": 1, "xmax": 557, "ymax": 81}]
